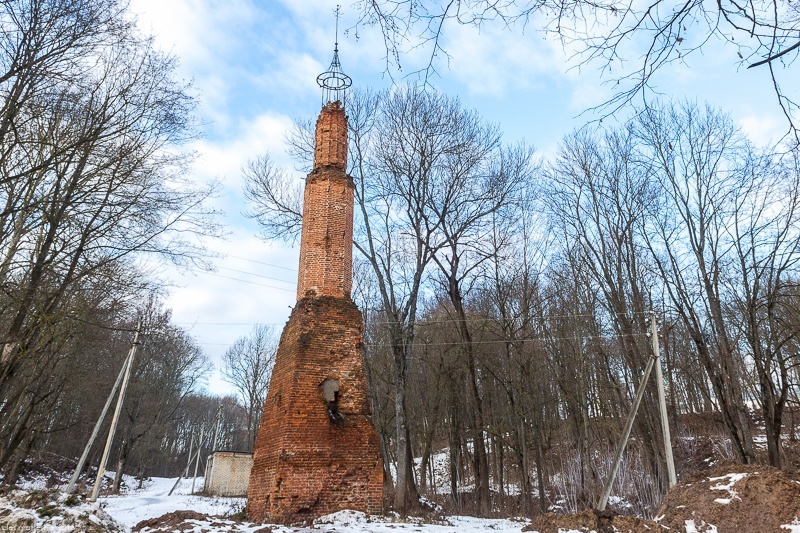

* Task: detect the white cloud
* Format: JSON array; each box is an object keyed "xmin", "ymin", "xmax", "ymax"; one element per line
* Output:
[
  {"xmin": 165, "ymin": 231, "xmax": 299, "ymax": 395},
  {"xmin": 130, "ymin": 0, "xmax": 257, "ymax": 65},
  {"xmin": 738, "ymin": 114, "xmax": 786, "ymax": 147},
  {"xmin": 248, "ymin": 52, "xmax": 326, "ymax": 99},
  {"xmin": 444, "ymin": 24, "xmax": 564, "ymax": 96},
  {"xmin": 190, "ymin": 112, "xmax": 295, "ymax": 186}
]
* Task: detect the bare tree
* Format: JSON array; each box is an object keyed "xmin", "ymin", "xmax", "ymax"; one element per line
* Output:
[
  {"xmin": 726, "ymin": 145, "xmax": 800, "ymax": 467},
  {"xmin": 243, "ymin": 156, "xmax": 304, "ymax": 243},
  {"xmin": 635, "ymin": 101, "xmax": 757, "ymax": 464},
  {"xmin": 0, "ymin": 0, "xmax": 218, "ymax": 471},
  {"xmin": 478, "ymin": 206, "xmax": 552, "ymax": 514},
  {"xmin": 545, "ymin": 126, "xmax": 674, "ymax": 497},
  {"xmin": 356, "ymin": 0, "xmax": 800, "ymax": 139},
  {"xmin": 222, "ymin": 324, "xmax": 278, "ymax": 450},
  {"xmin": 427, "ymin": 137, "xmax": 535, "ymax": 514}
]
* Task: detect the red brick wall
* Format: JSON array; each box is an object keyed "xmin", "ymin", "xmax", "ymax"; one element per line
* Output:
[
  {"xmin": 247, "ymin": 297, "xmax": 383, "ymax": 523},
  {"xmin": 296, "ymin": 102, "xmax": 354, "ymax": 301},
  {"xmin": 313, "ymin": 101, "xmax": 347, "ymax": 170},
  {"xmin": 247, "ymin": 100, "xmax": 383, "ymax": 524}
]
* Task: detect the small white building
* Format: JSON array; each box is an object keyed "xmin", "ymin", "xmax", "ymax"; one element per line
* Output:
[{"xmin": 204, "ymin": 451, "xmax": 253, "ymax": 497}]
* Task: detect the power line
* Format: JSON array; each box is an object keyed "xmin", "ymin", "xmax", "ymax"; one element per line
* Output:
[
  {"xmin": 364, "ymin": 332, "xmax": 649, "ymax": 348},
  {"xmin": 194, "ymin": 332, "xmax": 647, "ymax": 349},
  {"xmin": 187, "ymin": 269, "xmax": 295, "ymax": 292},
  {"xmin": 225, "ymin": 254, "xmax": 298, "ymax": 272},
  {"xmin": 170, "ymin": 310, "xmax": 653, "ymax": 328},
  {"xmin": 175, "ymin": 322, "xmax": 285, "ymax": 327},
  {"xmin": 195, "ymin": 342, "xmax": 235, "ymax": 346},
  {"xmin": 215, "ymin": 265, "xmax": 295, "ymax": 285},
  {"xmin": 364, "ymin": 312, "xmax": 652, "ymax": 326}
]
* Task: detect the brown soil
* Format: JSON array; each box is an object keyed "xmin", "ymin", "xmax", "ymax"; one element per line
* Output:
[
  {"xmin": 655, "ymin": 463, "xmax": 800, "ymax": 533},
  {"xmin": 522, "ymin": 464, "xmax": 800, "ymax": 533},
  {"xmin": 522, "ymin": 509, "xmax": 664, "ymax": 533},
  {"xmin": 132, "ymin": 510, "xmax": 249, "ymax": 532}
]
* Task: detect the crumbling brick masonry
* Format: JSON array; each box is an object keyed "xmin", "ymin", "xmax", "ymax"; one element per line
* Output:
[{"xmin": 247, "ymin": 101, "xmax": 383, "ymax": 524}]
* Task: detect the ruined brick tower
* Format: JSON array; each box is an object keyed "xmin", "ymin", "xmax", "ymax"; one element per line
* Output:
[{"xmin": 247, "ymin": 40, "xmax": 383, "ymax": 524}]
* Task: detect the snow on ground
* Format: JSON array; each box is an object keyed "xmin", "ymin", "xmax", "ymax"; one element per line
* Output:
[
  {"xmin": 94, "ymin": 473, "xmax": 540, "ymax": 532},
  {"xmin": 13, "ymin": 466, "xmax": 775, "ymax": 533},
  {"xmin": 0, "ymin": 487, "xmax": 120, "ymax": 532},
  {"xmin": 315, "ymin": 510, "xmax": 532, "ymax": 533},
  {"xmin": 684, "ymin": 519, "xmax": 718, "ymax": 533},
  {"xmin": 98, "ymin": 474, "xmax": 245, "ymax": 529},
  {"xmin": 0, "ymin": 467, "xmax": 586, "ymax": 532}
]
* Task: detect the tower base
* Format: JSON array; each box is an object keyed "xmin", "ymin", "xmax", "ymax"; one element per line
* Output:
[{"xmin": 247, "ymin": 296, "xmax": 383, "ymax": 524}]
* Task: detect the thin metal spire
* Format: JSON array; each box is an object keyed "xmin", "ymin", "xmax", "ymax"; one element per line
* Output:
[
  {"xmin": 335, "ymin": 4, "xmax": 340, "ymax": 52},
  {"xmin": 317, "ymin": 5, "xmax": 352, "ymax": 105}
]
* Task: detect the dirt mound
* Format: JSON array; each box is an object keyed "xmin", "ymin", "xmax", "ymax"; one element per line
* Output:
[
  {"xmin": 133, "ymin": 510, "xmax": 206, "ymax": 531},
  {"xmin": 655, "ymin": 463, "xmax": 800, "ymax": 532},
  {"xmin": 132, "ymin": 509, "xmax": 262, "ymax": 532},
  {"xmin": 522, "ymin": 464, "xmax": 800, "ymax": 532},
  {"xmin": 522, "ymin": 509, "xmax": 662, "ymax": 533}
]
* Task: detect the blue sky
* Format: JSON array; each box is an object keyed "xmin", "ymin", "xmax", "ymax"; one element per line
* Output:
[{"xmin": 127, "ymin": 0, "xmax": 796, "ymax": 395}]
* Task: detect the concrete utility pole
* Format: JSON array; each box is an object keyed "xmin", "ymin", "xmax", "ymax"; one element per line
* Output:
[
  {"xmin": 598, "ymin": 311, "xmax": 678, "ymax": 510},
  {"xmin": 168, "ymin": 431, "xmax": 197, "ymax": 496},
  {"xmin": 212, "ymin": 404, "xmax": 222, "ymax": 451},
  {"xmin": 186, "ymin": 431, "xmax": 195, "ymax": 473},
  {"xmin": 598, "ymin": 351, "xmax": 656, "ymax": 511},
  {"xmin": 191, "ymin": 427, "xmax": 205, "ymax": 494},
  {"xmin": 90, "ymin": 322, "xmax": 142, "ymax": 502},
  {"xmin": 67, "ymin": 347, "xmax": 132, "ymax": 494},
  {"xmin": 652, "ymin": 312, "xmax": 677, "ymax": 488}
]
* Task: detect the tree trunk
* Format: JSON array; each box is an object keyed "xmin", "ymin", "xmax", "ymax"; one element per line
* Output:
[
  {"xmin": 393, "ymin": 343, "xmax": 419, "ymax": 513},
  {"xmin": 533, "ymin": 425, "xmax": 547, "ymax": 514}
]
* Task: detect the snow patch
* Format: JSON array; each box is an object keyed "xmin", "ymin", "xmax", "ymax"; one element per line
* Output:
[
  {"xmin": 92, "ymin": 475, "xmax": 531, "ymax": 532},
  {"xmin": 781, "ymin": 518, "xmax": 800, "ymax": 532},
  {"xmin": 708, "ymin": 472, "xmax": 749, "ymax": 505},
  {"xmin": 685, "ymin": 519, "xmax": 719, "ymax": 532},
  {"xmin": 0, "ymin": 487, "xmax": 122, "ymax": 532},
  {"xmin": 315, "ymin": 509, "xmax": 370, "ymax": 525}
]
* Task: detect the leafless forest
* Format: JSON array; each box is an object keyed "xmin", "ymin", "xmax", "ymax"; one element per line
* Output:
[
  {"xmin": 2, "ymin": 0, "xmax": 800, "ymax": 523},
  {"xmin": 247, "ymin": 87, "xmax": 800, "ymax": 516}
]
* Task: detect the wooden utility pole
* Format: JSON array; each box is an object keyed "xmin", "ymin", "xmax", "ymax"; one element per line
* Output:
[
  {"xmin": 90, "ymin": 322, "xmax": 142, "ymax": 502},
  {"xmin": 652, "ymin": 312, "xmax": 677, "ymax": 488}
]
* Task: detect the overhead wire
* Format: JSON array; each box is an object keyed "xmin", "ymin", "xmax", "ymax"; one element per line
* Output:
[
  {"xmin": 192, "ymin": 333, "xmax": 648, "ymax": 348},
  {"xmin": 169, "ymin": 256, "xmax": 657, "ymax": 349},
  {"xmin": 184, "ymin": 269, "xmax": 295, "ymax": 292},
  {"xmin": 224, "ymin": 254, "xmax": 298, "ymax": 272},
  {"xmin": 215, "ymin": 266, "xmax": 295, "ymax": 284},
  {"xmin": 170, "ymin": 310, "xmax": 654, "ymax": 328},
  {"xmin": 175, "ymin": 322, "xmax": 285, "ymax": 327},
  {"xmin": 363, "ymin": 331, "xmax": 649, "ymax": 348}
]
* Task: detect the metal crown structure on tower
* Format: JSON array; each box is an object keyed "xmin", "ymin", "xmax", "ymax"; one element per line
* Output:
[{"xmin": 316, "ymin": 6, "xmax": 352, "ymax": 105}]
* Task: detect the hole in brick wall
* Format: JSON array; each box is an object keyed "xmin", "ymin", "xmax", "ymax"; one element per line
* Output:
[
  {"xmin": 322, "ymin": 378, "xmax": 344, "ymax": 426},
  {"xmin": 322, "ymin": 379, "xmax": 339, "ymax": 402}
]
